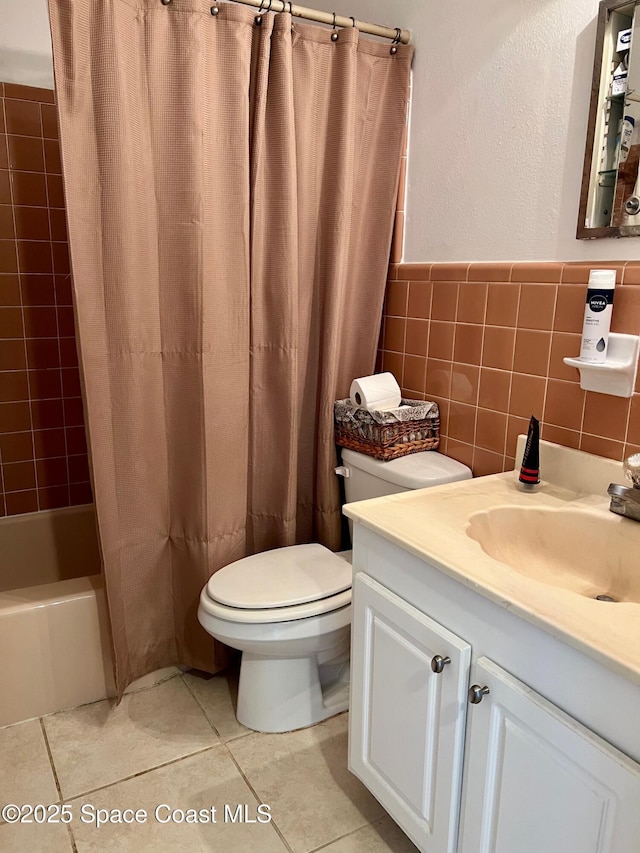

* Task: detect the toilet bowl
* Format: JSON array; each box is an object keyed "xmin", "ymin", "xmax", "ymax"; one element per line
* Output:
[
  {"xmin": 198, "ymin": 543, "xmax": 352, "ymax": 733},
  {"xmin": 198, "ymin": 449, "xmax": 472, "ymax": 733}
]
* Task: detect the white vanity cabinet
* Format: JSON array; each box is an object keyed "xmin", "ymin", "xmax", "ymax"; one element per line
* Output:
[
  {"xmin": 348, "ymin": 528, "xmax": 640, "ymax": 853},
  {"xmin": 459, "ymin": 658, "xmax": 640, "ymax": 853},
  {"xmin": 350, "ymin": 573, "xmax": 470, "ymax": 853}
]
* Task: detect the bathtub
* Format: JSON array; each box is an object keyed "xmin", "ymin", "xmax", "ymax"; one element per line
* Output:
[{"xmin": 0, "ymin": 505, "xmax": 116, "ymax": 727}]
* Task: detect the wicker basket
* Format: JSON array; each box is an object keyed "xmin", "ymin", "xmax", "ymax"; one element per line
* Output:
[{"xmin": 334, "ymin": 398, "xmax": 440, "ymax": 461}]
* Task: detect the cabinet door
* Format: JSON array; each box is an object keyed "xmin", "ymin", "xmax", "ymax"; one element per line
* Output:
[
  {"xmin": 459, "ymin": 657, "xmax": 640, "ymax": 853},
  {"xmin": 349, "ymin": 572, "xmax": 471, "ymax": 853}
]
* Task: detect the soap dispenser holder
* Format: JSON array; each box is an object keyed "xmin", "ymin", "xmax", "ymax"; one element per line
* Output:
[{"xmin": 563, "ymin": 333, "xmax": 640, "ymax": 397}]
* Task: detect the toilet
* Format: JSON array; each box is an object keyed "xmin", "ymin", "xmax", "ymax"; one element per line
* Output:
[{"xmin": 198, "ymin": 448, "xmax": 471, "ymax": 733}]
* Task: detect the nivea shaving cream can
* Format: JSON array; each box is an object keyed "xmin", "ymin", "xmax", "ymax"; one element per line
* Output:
[{"xmin": 579, "ymin": 269, "xmax": 616, "ymax": 363}]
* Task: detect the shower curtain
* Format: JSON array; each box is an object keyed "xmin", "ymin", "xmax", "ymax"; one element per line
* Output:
[{"xmin": 48, "ymin": 0, "xmax": 413, "ymax": 693}]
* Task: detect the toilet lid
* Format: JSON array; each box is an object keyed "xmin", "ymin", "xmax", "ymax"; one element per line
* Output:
[{"xmin": 206, "ymin": 544, "xmax": 352, "ymax": 609}]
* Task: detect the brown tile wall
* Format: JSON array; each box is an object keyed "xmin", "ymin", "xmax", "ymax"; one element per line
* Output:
[
  {"xmin": 0, "ymin": 83, "xmax": 91, "ymax": 516},
  {"xmin": 377, "ymin": 261, "xmax": 640, "ymax": 476}
]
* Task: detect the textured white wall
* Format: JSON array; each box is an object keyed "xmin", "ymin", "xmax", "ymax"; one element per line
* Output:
[
  {"xmin": 0, "ymin": 0, "xmax": 54, "ymax": 88},
  {"xmin": 4, "ymin": 0, "xmax": 640, "ymax": 261},
  {"xmin": 313, "ymin": 0, "xmax": 640, "ymax": 262}
]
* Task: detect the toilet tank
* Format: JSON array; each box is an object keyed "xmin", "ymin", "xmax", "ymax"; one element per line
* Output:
[{"xmin": 340, "ymin": 447, "xmax": 472, "ymax": 504}]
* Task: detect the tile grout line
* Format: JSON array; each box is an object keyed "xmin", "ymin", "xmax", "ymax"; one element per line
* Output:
[
  {"xmin": 0, "ymin": 331, "xmax": 76, "ymax": 338},
  {"xmin": 0, "ymin": 482, "xmax": 90, "ymax": 499},
  {"xmin": 61, "ymin": 743, "xmax": 224, "ymax": 805},
  {"xmin": 179, "ymin": 671, "xmax": 253, "ymax": 746},
  {"xmin": 5, "ymin": 94, "xmax": 40, "ymax": 511},
  {"xmin": 39, "ymin": 717, "xmax": 64, "ymax": 802},
  {"xmin": 480, "ymin": 282, "xmax": 510, "ymax": 472},
  {"xmin": 306, "ymin": 815, "xmax": 391, "ymax": 853},
  {"xmin": 0, "ymin": 445, "xmax": 5, "ymax": 514},
  {"xmin": 533, "ymin": 282, "xmax": 558, "ymax": 465},
  {"xmin": 542, "ymin": 284, "xmax": 559, "ymax": 430},
  {"xmin": 67, "ymin": 823, "xmax": 79, "ymax": 853},
  {"xmin": 622, "ymin": 392, "xmax": 634, "ymax": 450},
  {"xmin": 43, "ymin": 93, "xmax": 72, "ymax": 508},
  {"xmin": 474, "ymin": 282, "xmax": 492, "ymax": 466},
  {"xmin": 117, "ymin": 668, "xmax": 183, "ymax": 697},
  {"xmin": 399, "ymin": 303, "xmax": 407, "ymax": 394},
  {"xmin": 180, "ymin": 671, "xmax": 224, "ymax": 741},
  {"xmin": 53, "ymin": 241, "xmax": 72, "ymax": 507},
  {"xmin": 0, "ymin": 398, "xmax": 82, "ymax": 419},
  {"xmin": 503, "ymin": 281, "xmax": 522, "ymax": 470},
  {"xmin": 2, "ymin": 669, "xmax": 185, "ymax": 731},
  {"xmin": 444, "ymin": 281, "xmax": 458, "ymax": 406},
  {"xmin": 455, "ymin": 280, "xmax": 477, "ymax": 470},
  {"xmin": 425, "ymin": 277, "xmax": 433, "ymax": 380},
  {"xmin": 0, "ymin": 106, "xmax": 6, "ymax": 516},
  {"xmin": 578, "ymin": 377, "xmax": 588, "ymax": 446},
  {"xmin": 40, "ymin": 714, "xmax": 80, "ymax": 852},
  {"xmin": 221, "ymin": 741, "xmax": 296, "ymax": 853}
]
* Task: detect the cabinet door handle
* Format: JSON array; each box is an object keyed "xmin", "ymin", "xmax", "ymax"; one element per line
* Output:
[
  {"xmin": 431, "ymin": 654, "xmax": 451, "ymax": 674},
  {"xmin": 468, "ymin": 684, "xmax": 490, "ymax": 704}
]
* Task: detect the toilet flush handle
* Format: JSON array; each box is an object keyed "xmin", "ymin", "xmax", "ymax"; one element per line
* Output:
[{"xmin": 334, "ymin": 466, "xmax": 350, "ymax": 478}]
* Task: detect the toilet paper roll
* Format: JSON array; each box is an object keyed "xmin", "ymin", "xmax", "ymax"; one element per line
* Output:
[{"xmin": 349, "ymin": 373, "xmax": 402, "ymax": 411}]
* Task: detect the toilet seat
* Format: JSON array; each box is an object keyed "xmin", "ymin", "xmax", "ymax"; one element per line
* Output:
[
  {"xmin": 199, "ymin": 586, "xmax": 352, "ymax": 623},
  {"xmin": 202, "ymin": 543, "xmax": 352, "ymax": 624}
]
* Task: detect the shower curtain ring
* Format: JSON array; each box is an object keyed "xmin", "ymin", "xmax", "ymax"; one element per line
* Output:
[
  {"xmin": 390, "ymin": 27, "xmax": 401, "ymax": 54},
  {"xmin": 331, "ymin": 11, "xmax": 338, "ymax": 41},
  {"xmin": 350, "ymin": 15, "xmax": 356, "ymax": 27},
  {"xmin": 255, "ymin": 0, "xmax": 267, "ymax": 25}
]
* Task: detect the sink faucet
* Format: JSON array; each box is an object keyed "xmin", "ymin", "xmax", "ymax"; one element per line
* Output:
[{"xmin": 608, "ymin": 454, "xmax": 640, "ymax": 522}]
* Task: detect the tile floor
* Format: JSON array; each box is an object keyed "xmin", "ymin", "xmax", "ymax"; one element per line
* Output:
[{"xmin": 0, "ymin": 669, "xmax": 418, "ymax": 852}]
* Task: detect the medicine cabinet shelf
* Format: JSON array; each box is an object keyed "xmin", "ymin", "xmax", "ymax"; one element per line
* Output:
[
  {"xmin": 605, "ymin": 90, "xmax": 640, "ymax": 104},
  {"xmin": 563, "ymin": 332, "xmax": 640, "ymax": 396}
]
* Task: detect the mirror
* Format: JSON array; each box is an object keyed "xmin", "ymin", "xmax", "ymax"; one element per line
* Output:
[{"xmin": 578, "ymin": 0, "xmax": 640, "ymax": 238}]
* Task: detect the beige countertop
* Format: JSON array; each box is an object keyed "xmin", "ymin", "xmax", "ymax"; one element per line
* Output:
[{"xmin": 344, "ymin": 462, "xmax": 640, "ymax": 685}]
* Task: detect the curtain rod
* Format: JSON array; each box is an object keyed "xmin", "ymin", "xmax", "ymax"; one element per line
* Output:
[{"xmin": 224, "ymin": 0, "xmax": 411, "ymax": 44}]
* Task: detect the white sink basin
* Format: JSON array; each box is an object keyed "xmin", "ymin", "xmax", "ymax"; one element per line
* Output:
[{"xmin": 466, "ymin": 505, "xmax": 640, "ymax": 604}]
